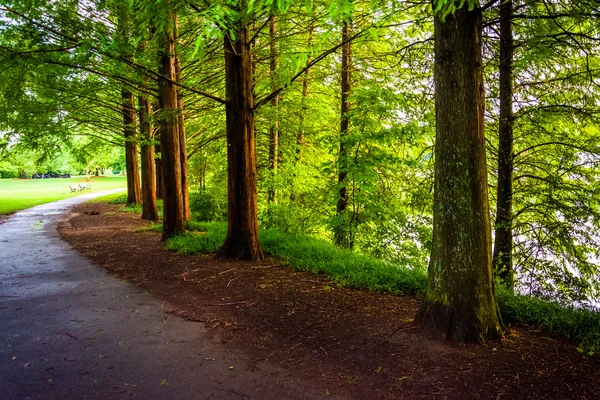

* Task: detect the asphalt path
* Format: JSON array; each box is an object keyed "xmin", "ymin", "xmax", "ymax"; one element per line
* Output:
[{"xmin": 0, "ymin": 190, "xmax": 319, "ymax": 399}]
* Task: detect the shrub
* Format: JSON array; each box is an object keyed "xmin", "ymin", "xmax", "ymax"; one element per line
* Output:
[
  {"xmin": 189, "ymin": 190, "xmax": 227, "ymax": 222},
  {"xmin": 0, "ymin": 170, "xmax": 19, "ymax": 179}
]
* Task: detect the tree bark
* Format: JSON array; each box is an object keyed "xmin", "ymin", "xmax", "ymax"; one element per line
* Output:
[
  {"xmin": 122, "ymin": 89, "xmax": 142, "ymax": 206},
  {"xmin": 174, "ymin": 20, "xmax": 191, "ymax": 222},
  {"xmin": 335, "ymin": 19, "xmax": 352, "ymax": 248},
  {"xmin": 153, "ymin": 106, "xmax": 164, "ymax": 200},
  {"xmin": 268, "ymin": 16, "xmax": 279, "ymax": 204},
  {"xmin": 217, "ymin": 24, "xmax": 264, "ymax": 261},
  {"xmin": 138, "ymin": 92, "xmax": 159, "ymax": 221},
  {"xmin": 416, "ymin": 5, "xmax": 503, "ymax": 343},
  {"xmin": 492, "ymin": 0, "xmax": 515, "ymax": 291},
  {"xmin": 157, "ymin": 14, "xmax": 185, "ymax": 239},
  {"xmin": 296, "ymin": 24, "xmax": 314, "ymax": 165},
  {"xmin": 154, "ymin": 138, "xmax": 164, "ymax": 200}
]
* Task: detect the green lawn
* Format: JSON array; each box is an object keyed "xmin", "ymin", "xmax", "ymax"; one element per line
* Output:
[{"xmin": 0, "ymin": 175, "xmax": 127, "ymax": 215}]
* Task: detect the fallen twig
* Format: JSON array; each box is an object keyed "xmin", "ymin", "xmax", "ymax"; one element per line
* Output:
[
  {"xmin": 390, "ymin": 325, "xmax": 419, "ymax": 336},
  {"xmin": 227, "ymin": 277, "xmax": 239, "ymax": 287},
  {"xmin": 218, "ymin": 267, "xmax": 237, "ymax": 275},
  {"xmin": 288, "ymin": 342, "xmax": 303, "ymax": 353},
  {"xmin": 204, "ymin": 301, "xmax": 251, "ymax": 306},
  {"xmin": 251, "ymin": 265, "xmax": 278, "ymax": 269}
]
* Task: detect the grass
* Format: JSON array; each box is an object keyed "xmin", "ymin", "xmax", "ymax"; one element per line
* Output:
[
  {"xmin": 0, "ymin": 175, "xmax": 127, "ymax": 215},
  {"xmin": 166, "ymin": 221, "xmax": 427, "ymax": 296},
  {"xmin": 163, "ymin": 221, "xmax": 600, "ymax": 356},
  {"xmin": 88, "ymin": 193, "xmax": 164, "ymax": 219}
]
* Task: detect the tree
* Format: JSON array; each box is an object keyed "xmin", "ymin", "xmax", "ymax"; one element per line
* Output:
[
  {"xmin": 416, "ymin": 1, "xmax": 503, "ymax": 343},
  {"xmin": 335, "ymin": 14, "xmax": 353, "ymax": 248},
  {"xmin": 157, "ymin": 6, "xmax": 185, "ymax": 239},
  {"xmin": 217, "ymin": 16, "xmax": 264, "ymax": 260},
  {"xmin": 267, "ymin": 16, "xmax": 280, "ymax": 204},
  {"xmin": 492, "ymin": 0, "xmax": 514, "ymax": 290},
  {"xmin": 138, "ymin": 90, "xmax": 159, "ymax": 221}
]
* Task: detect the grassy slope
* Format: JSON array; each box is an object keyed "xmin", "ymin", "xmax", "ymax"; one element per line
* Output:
[{"xmin": 0, "ymin": 176, "xmax": 127, "ymax": 215}]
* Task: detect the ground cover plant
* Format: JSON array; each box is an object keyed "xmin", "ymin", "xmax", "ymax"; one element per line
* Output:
[{"xmin": 0, "ymin": 176, "xmax": 127, "ymax": 215}]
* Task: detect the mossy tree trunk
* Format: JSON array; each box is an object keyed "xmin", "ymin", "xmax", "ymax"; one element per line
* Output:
[
  {"xmin": 492, "ymin": 0, "xmax": 515, "ymax": 291},
  {"xmin": 216, "ymin": 22, "xmax": 264, "ymax": 261},
  {"xmin": 416, "ymin": 4, "xmax": 503, "ymax": 343}
]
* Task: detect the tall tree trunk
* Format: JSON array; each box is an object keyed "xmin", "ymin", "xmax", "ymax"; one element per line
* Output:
[
  {"xmin": 268, "ymin": 16, "xmax": 279, "ymax": 204},
  {"xmin": 154, "ymin": 140, "xmax": 164, "ymax": 200},
  {"xmin": 153, "ymin": 101, "xmax": 164, "ymax": 200},
  {"xmin": 217, "ymin": 24, "xmax": 264, "ymax": 261},
  {"xmin": 174, "ymin": 20, "xmax": 191, "ymax": 222},
  {"xmin": 138, "ymin": 93, "xmax": 159, "ymax": 221},
  {"xmin": 335, "ymin": 19, "xmax": 352, "ymax": 248},
  {"xmin": 416, "ymin": 5, "xmax": 502, "ymax": 343},
  {"xmin": 157, "ymin": 13, "xmax": 185, "ymax": 239},
  {"xmin": 493, "ymin": 0, "xmax": 515, "ymax": 291},
  {"xmin": 296, "ymin": 24, "xmax": 314, "ymax": 165},
  {"xmin": 122, "ymin": 89, "xmax": 142, "ymax": 206}
]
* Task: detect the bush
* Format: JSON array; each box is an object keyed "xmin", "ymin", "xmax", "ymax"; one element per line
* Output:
[
  {"xmin": 0, "ymin": 170, "xmax": 18, "ymax": 179},
  {"xmin": 189, "ymin": 191, "xmax": 227, "ymax": 222}
]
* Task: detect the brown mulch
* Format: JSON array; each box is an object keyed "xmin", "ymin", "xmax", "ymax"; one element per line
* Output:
[{"xmin": 59, "ymin": 202, "xmax": 600, "ymax": 400}]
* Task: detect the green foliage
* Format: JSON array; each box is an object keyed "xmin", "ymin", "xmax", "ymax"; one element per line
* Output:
[
  {"xmin": 107, "ymin": 194, "xmax": 128, "ymax": 204},
  {"xmin": 433, "ymin": 0, "xmax": 479, "ymax": 21},
  {"xmin": 497, "ymin": 288, "xmax": 600, "ymax": 356},
  {"xmin": 166, "ymin": 222, "xmax": 228, "ymax": 254},
  {"xmin": 189, "ymin": 190, "xmax": 227, "ymax": 222},
  {"xmin": 0, "ymin": 170, "xmax": 18, "ymax": 179},
  {"xmin": 122, "ymin": 199, "xmax": 163, "ymax": 216}
]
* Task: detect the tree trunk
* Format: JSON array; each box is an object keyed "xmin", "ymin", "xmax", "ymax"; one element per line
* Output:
[
  {"xmin": 122, "ymin": 89, "xmax": 142, "ymax": 206},
  {"xmin": 217, "ymin": 25, "xmax": 264, "ymax": 261},
  {"xmin": 296, "ymin": 24, "xmax": 314, "ymax": 165},
  {"xmin": 493, "ymin": 0, "xmax": 515, "ymax": 291},
  {"xmin": 335, "ymin": 19, "xmax": 352, "ymax": 248},
  {"xmin": 174, "ymin": 20, "xmax": 191, "ymax": 222},
  {"xmin": 416, "ymin": 5, "xmax": 503, "ymax": 343},
  {"xmin": 268, "ymin": 16, "xmax": 279, "ymax": 204},
  {"xmin": 157, "ymin": 15, "xmax": 185, "ymax": 239},
  {"xmin": 138, "ymin": 93, "xmax": 159, "ymax": 221},
  {"xmin": 154, "ymin": 120, "xmax": 164, "ymax": 200}
]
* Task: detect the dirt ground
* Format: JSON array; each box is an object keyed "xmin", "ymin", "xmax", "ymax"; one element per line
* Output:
[{"xmin": 59, "ymin": 202, "xmax": 600, "ymax": 400}]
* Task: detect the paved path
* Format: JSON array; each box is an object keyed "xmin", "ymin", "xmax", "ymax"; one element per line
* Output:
[{"xmin": 0, "ymin": 191, "xmax": 318, "ymax": 399}]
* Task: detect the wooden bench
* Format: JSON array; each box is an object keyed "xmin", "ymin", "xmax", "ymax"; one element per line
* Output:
[
  {"xmin": 78, "ymin": 184, "xmax": 91, "ymax": 191},
  {"xmin": 69, "ymin": 185, "xmax": 78, "ymax": 193}
]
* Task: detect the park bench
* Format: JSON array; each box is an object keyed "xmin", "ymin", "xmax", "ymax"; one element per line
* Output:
[
  {"xmin": 69, "ymin": 185, "xmax": 78, "ymax": 193},
  {"xmin": 78, "ymin": 183, "xmax": 91, "ymax": 191}
]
